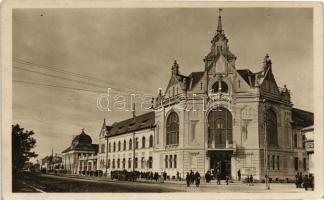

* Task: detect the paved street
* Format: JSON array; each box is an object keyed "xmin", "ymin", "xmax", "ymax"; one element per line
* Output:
[{"xmin": 13, "ymin": 173, "xmax": 309, "ymax": 193}]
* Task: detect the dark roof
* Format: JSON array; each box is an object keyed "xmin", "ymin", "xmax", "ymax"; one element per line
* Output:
[
  {"xmin": 62, "ymin": 144, "xmax": 98, "ymax": 153},
  {"xmin": 72, "ymin": 130, "xmax": 92, "ymax": 145},
  {"xmin": 291, "ymin": 108, "xmax": 314, "ymax": 127},
  {"xmin": 237, "ymin": 69, "xmax": 256, "ymax": 86},
  {"xmin": 106, "ymin": 111, "xmax": 155, "ymax": 137},
  {"xmin": 188, "ymin": 71, "xmax": 205, "ymax": 89}
]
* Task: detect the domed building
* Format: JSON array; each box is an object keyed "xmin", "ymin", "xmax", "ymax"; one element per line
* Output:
[{"xmin": 62, "ymin": 129, "xmax": 98, "ymax": 175}]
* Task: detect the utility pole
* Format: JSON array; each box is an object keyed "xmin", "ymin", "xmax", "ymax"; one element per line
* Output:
[
  {"xmin": 132, "ymin": 103, "xmax": 136, "ymax": 172},
  {"xmin": 263, "ymin": 99, "xmax": 270, "ymax": 190},
  {"xmin": 105, "ymin": 118, "xmax": 109, "ymax": 177}
]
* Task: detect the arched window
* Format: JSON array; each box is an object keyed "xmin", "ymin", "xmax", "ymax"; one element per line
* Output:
[
  {"xmin": 166, "ymin": 112, "xmax": 179, "ymax": 145},
  {"xmin": 212, "ymin": 81, "xmax": 228, "ymax": 93},
  {"xmin": 267, "ymin": 109, "xmax": 278, "ymax": 146},
  {"xmin": 208, "ymin": 107, "xmax": 232, "ymax": 148},
  {"xmin": 108, "ymin": 143, "xmax": 111, "ymax": 152},
  {"xmin": 142, "ymin": 137, "xmax": 146, "ymax": 148},
  {"xmin": 118, "ymin": 141, "xmax": 121, "ymax": 151},
  {"xmin": 135, "ymin": 138, "xmax": 139, "ymax": 149},
  {"xmin": 113, "ymin": 142, "xmax": 116, "ymax": 152},
  {"xmin": 149, "ymin": 135, "xmax": 153, "ymax": 148},
  {"xmin": 128, "ymin": 158, "xmax": 132, "ymax": 169},
  {"xmin": 123, "ymin": 140, "xmax": 126, "ymax": 151},
  {"xmin": 129, "ymin": 139, "xmax": 132, "ymax": 150},
  {"xmin": 122, "ymin": 158, "xmax": 126, "ymax": 169},
  {"xmin": 293, "ymin": 134, "xmax": 298, "ymax": 148}
]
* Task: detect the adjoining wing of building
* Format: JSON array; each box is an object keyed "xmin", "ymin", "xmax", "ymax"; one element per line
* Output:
[{"xmin": 63, "ymin": 12, "xmax": 314, "ymax": 181}]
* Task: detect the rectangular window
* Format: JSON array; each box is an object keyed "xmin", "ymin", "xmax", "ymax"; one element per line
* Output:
[
  {"xmin": 303, "ymin": 158, "xmax": 307, "ymax": 171},
  {"xmin": 101, "ymin": 144, "xmax": 105, "ymax": 153},
  {"xmin": 277, "ymin": 155, "xmax": 280, "ymax": 170},
  {"xmin": 117, "ymin": 159, "xmax": 120, "ymax": 168},
  {"xmin": 294, "ymin": 157, "xmax": 299, "ymax": 171},
  {"xmin": 141, "ymin": 157, "xmax": 144, "ymax": 169},
  {"xmin": 108, "ymin": 143, "xmax": 111, "ymax": 152},
  {"xmin": 267, "ymin": 155, "xmax": 270, "ymax": 170},
  {"xmin": 294, "ymin": 134, "xmax": 298, "ymax": 148},
  {"xmin": 272, "ymin": 155, "xmax": 275, "ymax": 170},
  {"xmin": 191, "ymin": 122, "xmax": 196, "ymax": 141},
  {"xmin": 107, "ymin": 159, "xmax": 110, "ymax": 169},
  {"xmin": 134, "ymin": 157, "xmax": 138, "ymax": 169},
  {"xmin": 169, "ymin": 155, "xmax": 173, "ymax": 168},
  {"xmin": 148, "ymin": 156, "xmax": 153, "ymax": 169},
  {"xmin": 112, "ymin": 159, "xmax": 115, "ymax": 169},
  {"xmin": 128, "ymin": 158, "xmax": 131, "ymax": 169},
  {"xmin": 174, "ymin": 155, "xmax": 177, "ymax": 168},
  {"xmin": 165, "ymin": 155, "xmax": 168, "ymax": 168}
]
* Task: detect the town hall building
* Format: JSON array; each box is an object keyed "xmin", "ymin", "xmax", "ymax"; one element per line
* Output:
[{"xmin": 93, "ymin": 12, "xmax": 313, "ymax": 181}]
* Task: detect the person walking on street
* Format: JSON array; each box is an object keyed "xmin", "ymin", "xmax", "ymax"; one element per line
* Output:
[
  {"xmin": 226, "ymin": 173, "xmax": 230, "ymax": 185},
  {"xmin": 303, "ymin": 174, "xmax": 309, "ymax": 191},
  {"xmin": 186, "ymin": 172, "xmax": 190, "ymax": 187},
  {"xmin": 195, "ymin": 171, "xmax": 201, "ymax": 187},
  {"xmin": 309, "ymin": 174, "xmax": 314, "ymax": 191},
  {"xmin": 216, "ymin": 170, "xmax": 221, "ymax": 185},
  {"xmin": 190, "ymin": 170, "xmax": 195, "ymax": 184},
  {"xmin": 237, "ymin": 169, "xmax": 241, "ymax": 181},
  {"xmin": 249, "ymin": 174, "xmax": 254, "ymax": 186}
]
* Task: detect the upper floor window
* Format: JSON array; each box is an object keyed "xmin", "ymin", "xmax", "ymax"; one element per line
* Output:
[
  {"xmin": 149, "ymin": 135, "xmax": 153, "ymax": 148},
  {"xmin": 123, "ymin": 140, "xmax": 127, "ymax": 151},
  {"xmin": 293, "ymin": 134, "xmax": 298, "ymax": 148},
  {"xmin": 113, "ymin": 142, "xmax": 116, "ymax": 152},
  {"xmin": 101, "ymin": 144, "xmax": 105, "ymax": 153},
  {"xmin": 135, "ymin": 138, "xmax": 139, "ymax": 149},
  {"xmin": 166, "ymin": 112, "xmax": 179, "ymax": 145},
  {"xmin": 212, "ymin": 80, "xmax": 228, "ymax": 93},
  {"xmin": 129, "ymin": 139, "xmax": 132, "ymax": 150},
  {"xmin": 108, "ymin": 143, "xmax": 111, "ymax": 152},
  {"xmin": 267, "ymin": 109, "xmax": 278, "ymax": 146},
  {"xmin": 118, "ymin": 141, "xmax": 121, "ymax": 151},
  {"xmin": 142, "ymin": 136, "xmax": 146, "ymax": 148}
]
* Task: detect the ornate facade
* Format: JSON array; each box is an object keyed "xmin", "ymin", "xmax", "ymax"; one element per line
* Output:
[{"xmin": 98, "ymin": 12, "xmax": 313, "ymax": 181}]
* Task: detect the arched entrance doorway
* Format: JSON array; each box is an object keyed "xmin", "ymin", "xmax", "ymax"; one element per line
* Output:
[{"xmin": 207, "ymin": 107, "xmax": 233, "ymax": 179}]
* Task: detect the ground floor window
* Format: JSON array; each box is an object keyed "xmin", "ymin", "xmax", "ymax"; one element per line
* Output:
[
  {"xmin": 122, "ymin": 158, "xmax": 126, "ymax": 169},
  {"xmin": 303, "ymin": 158, "xmax": 307, "ymax": 171},
  {"xmin": 294, "ymin": 157, "xmax": 299, "ymax": 171},
  {"xmin": 148, "ymin": 156, "xmax": 153, "ymax": 169},
  {"xmin": 277, "ymin": 156, "xmax": 280, "ymax": 170},
  {"xmin": 134, "ymin": 157, "xmax": 138, "ymax": 169},
  {"xmin": 128, "ymin": 158, "xmax": 132, "ymax": 169}
]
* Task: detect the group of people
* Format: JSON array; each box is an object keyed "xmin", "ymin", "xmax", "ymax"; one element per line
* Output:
[
  {"xmin": 205, "ymin": 169, "xmax": 231, "ymax": 185},
  {"xmin": 295, "ymin": 172, "xmax": 314, "ymax": 191},
  {"xmin": 186, "ymin": 170, "xmax": 201, "ymax": 187}
]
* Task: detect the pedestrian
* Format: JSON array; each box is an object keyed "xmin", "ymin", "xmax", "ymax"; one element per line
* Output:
[
  {"xmin": 295, "ymin": 172, "xmax": 299, "ymax": 188},
  {"xmin": 205, "ymin": 170, "xmax": 211, "ymax": 183},
  {"xmin": 176, "ymin": 171, "xmax": 180, "ymax": 181},
  {"xmin": 163, "ymin": 171, "xmax": 167, "ymax": 181},
  {"xmin": 298, "ymin": 173, "xmax": 303, "ymax": 188},
  {"xmin": 195, "ymin": 171, "xmax": 201, "ymax": 187},
  {"xmin": 237, "ymin": 169, "xmax": 241, "ymax": 181},
  {"xmin": 216, "ymin": 170, "xmax": 221, "ymax": 185},
  {"xmin": 303, "ymin": 174, "xmax": 309, "ymax": 191},
  {"xmin": 309, "ymin": 174, "xmax": 314, "ymax": 191},
  {"xmin": 186, "ymin": 172, "xmax": 190, "ymax": 187},
  {"xmin": 190, "ymin": 170, "xmax": 195, "ymax": 184},
  {"xmin": 226, "ymin": 173, "xmax": 229, "ymax": 185},
  {"xmin": 249, "ymin": 174, "xmax": 254, "ymax": 186}
]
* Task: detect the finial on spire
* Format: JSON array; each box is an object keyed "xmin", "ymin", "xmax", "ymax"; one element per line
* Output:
[
  {"xmin": 217, "ymin": 8, "xmax": 223, "ymax": 33},
  {"xmin": 171, "ymin": 60, "xmax": 179, "ymax": 75}
]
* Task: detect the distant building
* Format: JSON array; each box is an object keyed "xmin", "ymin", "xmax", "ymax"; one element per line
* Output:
[
  {"xmin": 62, "ymin": 129, "xmax": 98, "ymax": 174},
  {"xmin": 301, "ymin": 125, "xmax": 314, "ymax": 174},
  {"xmin": 41, "ymin": 153, "xmax": 63, "ymax": 172},
  {"xmin": 97, "ymin": 11, "xmax": 313, "ymax": 181}
]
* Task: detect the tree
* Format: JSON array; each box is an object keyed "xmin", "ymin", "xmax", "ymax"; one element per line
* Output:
[{"xmin": 12, "ymin": 124, "xmax": 38, "ymax": 174}]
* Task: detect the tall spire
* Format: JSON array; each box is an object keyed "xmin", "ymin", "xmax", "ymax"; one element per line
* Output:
[{"xmin": 217, "ymin": 8, "xmax": 223, "ymax": 33}]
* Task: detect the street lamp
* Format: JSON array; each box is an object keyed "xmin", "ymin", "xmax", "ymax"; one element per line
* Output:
[{"xmin": 263, "ymin": 99, "xmax": 270, "ymax": 190}]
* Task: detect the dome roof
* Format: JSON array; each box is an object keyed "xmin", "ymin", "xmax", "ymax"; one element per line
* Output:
[{"xmin": 72, "ymin": 129, "xmax": 92, "ymax": 146}]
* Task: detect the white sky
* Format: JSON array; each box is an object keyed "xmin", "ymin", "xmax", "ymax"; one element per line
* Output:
[{"xmin": 12, "ymin": 8, "xmax": 313, "ymax": 161}]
